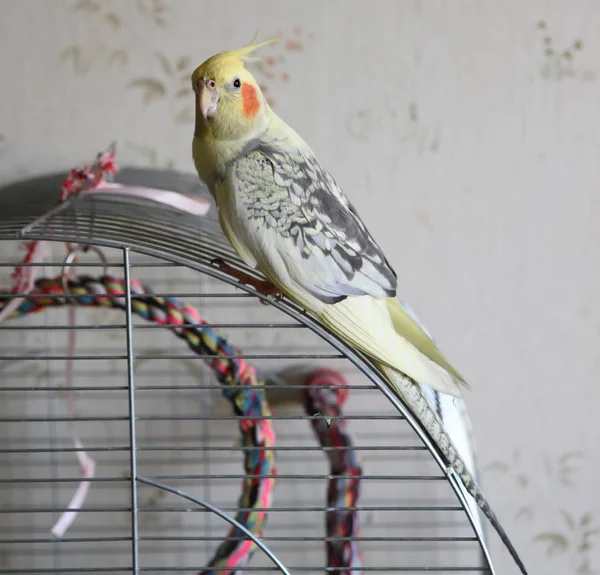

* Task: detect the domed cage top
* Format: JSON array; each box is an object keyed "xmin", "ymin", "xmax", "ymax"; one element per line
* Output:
[{"xmin": 0, "ymin": 167, "xmax": 494, "ymax": 574}]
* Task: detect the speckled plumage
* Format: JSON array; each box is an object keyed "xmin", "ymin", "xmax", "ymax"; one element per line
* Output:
[
  {"xmin": 190, "ymin": 40, "xmax": 528, "ymax": 575},
  {"xmin": 230, "ymin": 141, "xmax": 397, "ymax": 303}
]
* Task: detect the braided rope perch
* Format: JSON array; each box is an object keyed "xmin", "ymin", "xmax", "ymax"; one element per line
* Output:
[
  {"xmin": 0, "ymin": 274, "xmax": 364, "ymax": 573},
  {"xmin": 1, "ymin": 274, "xmax": 275, "ymax": 574},
  {"xmin": 303, "ymin": 369, "xmax": 363, "ymax": 574}
]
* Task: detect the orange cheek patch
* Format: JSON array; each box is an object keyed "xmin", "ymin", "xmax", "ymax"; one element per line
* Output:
[{"xmin": 242, "ymin": 83, "xmax": 260, "ymax": 118}]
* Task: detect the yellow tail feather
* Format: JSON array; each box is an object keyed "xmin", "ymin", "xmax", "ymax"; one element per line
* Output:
[
  {"xmin": 316, "ymin": 295, "xmax": 463, "ymax": 397},
  {"xmin": 385, "ymin": 297, "xmax": 467, "ymax": 385}
]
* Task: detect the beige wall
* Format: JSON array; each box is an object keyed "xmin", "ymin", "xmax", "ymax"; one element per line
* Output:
[{"xmin": 0, "ymin": 1, "xmax": 598, "ymax": 573}]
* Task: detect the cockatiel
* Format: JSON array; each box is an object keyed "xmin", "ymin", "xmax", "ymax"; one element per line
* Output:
[{"xmin": 191, "ymin": 38, "xmax": 528, "ymax": 574}]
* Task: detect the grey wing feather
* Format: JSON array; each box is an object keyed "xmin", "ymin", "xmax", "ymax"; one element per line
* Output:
[{"xmin": 232, "ymin": 143, "xmax": 397, "ymax": 304}]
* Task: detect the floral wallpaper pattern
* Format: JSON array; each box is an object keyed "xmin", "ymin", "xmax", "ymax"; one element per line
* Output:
[
  {"xmin": 60, "ymin": 0, "xmax": 171, "ymax": 74},
  {"xmin": 0, "ymin": 1, "xmax": 599, "ymax": 574},
  {"xmin": 485, "ymin": 450, "xmax": 599, "ymax": 573},
  {"xmin": 536, "ymin": 20, "xmax": 594, "ymax": 81}
]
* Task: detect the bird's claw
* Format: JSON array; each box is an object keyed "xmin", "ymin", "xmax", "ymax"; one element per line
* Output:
[
  {"xmin": 264, "ymin": 291, "xmax": 283, "ymax": 305},
  {"xmin": 209, "ymin": 257, "xmax": 281, "ymax": 304}
]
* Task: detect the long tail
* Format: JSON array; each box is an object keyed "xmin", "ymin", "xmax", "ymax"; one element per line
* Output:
[
  {"xmin": 421, "ymin": 385, "xmax": 486, "ymax": 536},
  {"xmin": 381, "ymin": 365, "xmax": 528, "ymax": 575}
]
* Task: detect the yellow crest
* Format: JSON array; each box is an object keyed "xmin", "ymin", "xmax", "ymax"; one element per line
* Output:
[
  {"xmin": 224, "ymin": 32, "xmax": 279, "ymax": 63},
  {"xmin": 193, "ymin": 33, "xmax": 279, "ymax": 83}
]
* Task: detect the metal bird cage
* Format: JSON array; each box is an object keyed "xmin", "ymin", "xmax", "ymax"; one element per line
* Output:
[{"xmin": 0, "ymin": 166, "xmax": 495, "ymax": 574}]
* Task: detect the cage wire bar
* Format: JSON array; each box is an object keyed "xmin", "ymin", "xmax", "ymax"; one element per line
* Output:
[
  {"xmin": 123, "ymin": 247, "xmax": 139, "ymax": 573},
  {"xmin": 0, "ymin": 167, "xmax": 493, "ymax": 573}
]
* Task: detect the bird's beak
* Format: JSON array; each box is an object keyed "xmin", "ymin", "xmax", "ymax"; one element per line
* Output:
[{"xmin": 199, "ymin": 81, "xmax": 219, "ymax": 120}]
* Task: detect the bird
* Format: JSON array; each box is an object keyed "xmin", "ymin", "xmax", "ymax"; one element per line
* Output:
[{"xmin": 190, "ymin": 36, "xmax": 528, "ymax": 574}]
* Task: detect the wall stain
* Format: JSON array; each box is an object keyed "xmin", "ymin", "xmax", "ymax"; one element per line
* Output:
[
  {"xmin": 346, "ymin": 109, "xmax": 380, "ymax": 142},
  {"xmin": 409, "ymin": 102, "xmax": 419, "ymax": 123},
  {"xmin": 400, "ymin": 102, "xmax": 440, "ymax": 153},
  {"xmin": 536, "ymin": 20, "xmax": 594, "ymax": 82},
  {"xmin": 137, "ymin": 487, "xmax": 167, "ymax": 526},
  {"xmin": 346, "ymin": 102, "xmax": 439, "ymax": 153},
  {"xmin": 413, "ymin": 208, "xmax": 434, "ymax": 232}
]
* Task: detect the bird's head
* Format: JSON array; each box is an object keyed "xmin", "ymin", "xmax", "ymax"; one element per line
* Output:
[{"xmin": 191, "ymin": 36, "xmax": 277, "ymax": 141}]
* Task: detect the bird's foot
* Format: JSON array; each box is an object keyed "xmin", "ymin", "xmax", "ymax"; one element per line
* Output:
[{"xmin": 210, "ymin": 258, "xmax": 282, "ymax": 305}]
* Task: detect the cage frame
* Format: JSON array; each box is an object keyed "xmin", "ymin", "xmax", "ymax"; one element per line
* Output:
[{"xmin": 0, "ymin": 167, "xmax": 495, "ymax": 574}]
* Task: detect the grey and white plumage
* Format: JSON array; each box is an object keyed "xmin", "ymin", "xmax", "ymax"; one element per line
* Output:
[{"xmin": 229, "ymin": 143, "xmax": 397, "ymax": 304}]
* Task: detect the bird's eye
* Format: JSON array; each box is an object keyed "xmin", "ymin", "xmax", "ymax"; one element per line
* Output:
[{"xmin": 233, "ymin": 78, "xmax": 241, "ymax": 89}]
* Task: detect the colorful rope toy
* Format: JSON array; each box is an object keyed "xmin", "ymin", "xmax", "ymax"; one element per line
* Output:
[
  {"xmin": 0, "ymin": 274, "xmax": 275, "ymax": 574},
  {"xmin": 265, "ymin": 367, "xmax": 364, "ymax": 574},
  {"xmin": 302, "ymin": 369, "xmax": 363, "ymax": 575},
  {"xmin": 1, "ymin": 274, "xmax": 365, "ymax": 573}
]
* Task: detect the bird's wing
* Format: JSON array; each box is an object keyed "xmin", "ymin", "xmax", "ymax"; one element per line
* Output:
[
  {"xmin": 229, "ymin": 144, "xmax": 397, "ymax": 304},
  {"xmin": 228, "ymin": 145, "xmax": 466, "ymax": 387}
]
